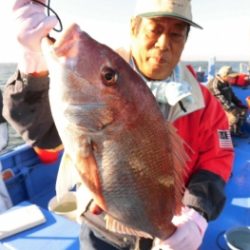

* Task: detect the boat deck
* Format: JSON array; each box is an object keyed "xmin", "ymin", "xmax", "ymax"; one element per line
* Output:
[
  {"xmin": 201, "ymin": 85, "xmax": 250, "ymax": 249},
  {"xmin": 202, "ymin": 136, "xmax": 250, "ymax": 249}
]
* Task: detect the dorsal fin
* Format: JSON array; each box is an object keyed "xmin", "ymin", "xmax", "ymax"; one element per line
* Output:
[{"xmin": 165, "ymin": 121, "xmax": 190, "ymax": 214}]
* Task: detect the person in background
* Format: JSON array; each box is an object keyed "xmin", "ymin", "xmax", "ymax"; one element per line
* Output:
[
  {"xmin": 3, "ymin": 0, "xmax": 233, "ymax": 249},
  {"xmin": 207, "ymin": 65, "xmax": 248, "ymax": 137},
  {"xmin": 0, "ymin": 89, "xmax": 8, "ymax": 152}
]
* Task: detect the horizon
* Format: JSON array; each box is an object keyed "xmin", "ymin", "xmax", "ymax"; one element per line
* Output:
[
  {"xmin": 1, "ymin": 60, "xmax": 248, "ymax": 75},
  {"xmin": 1, "ymin": 1, "xmax": 250, "ymax": 63},
  {"xmin": 2, "ymin": 59, "xmax": 248, "ymax": 65}
]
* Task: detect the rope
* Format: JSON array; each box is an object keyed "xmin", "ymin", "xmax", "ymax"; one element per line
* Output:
[{"xmin": 31, "ymin": 0, "xmax": 63, "ymax": 32}]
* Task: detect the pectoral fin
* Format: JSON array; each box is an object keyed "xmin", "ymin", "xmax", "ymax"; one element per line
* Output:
[{"xmin": 75, "ymin": 146, "xmax": 107, "ymax": 210}]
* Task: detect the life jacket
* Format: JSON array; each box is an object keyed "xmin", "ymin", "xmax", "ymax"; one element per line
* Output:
[
  {"xmin": 230, "ymin": 74, "xmax": 250, "ymax": 87},
  {"xmin": 236, "ymin": 74, "xmax": 250, "ymax": 87}
]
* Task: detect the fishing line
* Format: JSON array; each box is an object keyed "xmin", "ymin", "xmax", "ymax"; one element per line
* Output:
[{"xmin": 31, "ymin": 0, "xmax": 63, "ymax": 32}]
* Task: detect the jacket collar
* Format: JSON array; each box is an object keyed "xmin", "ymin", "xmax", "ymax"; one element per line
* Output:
[
  {"xmin": 116, "ymin": 47, "xmax": 205, "ymax": 122},
  {"xmin": 168, "ymin": 62, "xmax": 205, "ymax": 122}
]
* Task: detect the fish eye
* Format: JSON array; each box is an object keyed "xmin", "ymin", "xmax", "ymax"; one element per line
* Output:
[{"xmin": 101, "ymin": 67, "xmax": 118, "ymax": 86}]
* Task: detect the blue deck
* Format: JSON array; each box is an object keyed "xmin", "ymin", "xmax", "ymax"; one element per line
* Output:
[
  {"xmin": 201, "ymin": 136, "xmax": 250, "ymax": 249},
  {"xmin": 201, "ymin": 85, "xmax": 250, "ymax": 249},
  {"xmin": 1, "ymin": 201, "xmax": 80, "ymax": 250}
]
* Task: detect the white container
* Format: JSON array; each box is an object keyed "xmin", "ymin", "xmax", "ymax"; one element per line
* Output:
[
  {"xmin": 225, "ymin": 226, "xmax": 250, "ymax": 250},
  {"xmin": 48, "ymin": 192, "xmax": 77, "ymax": 221}
]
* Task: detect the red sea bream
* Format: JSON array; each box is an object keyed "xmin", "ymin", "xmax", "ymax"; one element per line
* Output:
[{"xmin": 42, "ymin": 23, "xmax": 187, "ymax": 240}]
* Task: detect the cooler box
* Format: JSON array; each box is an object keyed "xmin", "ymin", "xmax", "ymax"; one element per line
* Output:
[{"xmin": 0, "ymin": 144, "xmax": 61, "ymax": 208}]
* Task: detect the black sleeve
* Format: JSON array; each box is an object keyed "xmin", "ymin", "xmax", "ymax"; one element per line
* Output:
[
  {"xmin": 182, "ymin": 170, "xmax": 227, "ymax": 221},
  {"xmin": 2, "ymin": 70, "xmax": 61, "ymax": 149},
  {"xmin": 0, "ymin": 89, "xmax": 6, "ymax": 124}
]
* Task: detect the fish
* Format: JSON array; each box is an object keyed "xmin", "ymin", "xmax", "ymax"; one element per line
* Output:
[{"xmin": 42, "ymin": 23, "xmax": 188, "ymax": 240}]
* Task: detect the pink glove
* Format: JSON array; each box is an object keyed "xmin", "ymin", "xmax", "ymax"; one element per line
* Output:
[
  {"xmin": 12, "ymin": 0, "xmax": 58, "ymax": 73},
  {"xmin": 152, "ymin": 207, "xmax": 208, "ymax": 250}
]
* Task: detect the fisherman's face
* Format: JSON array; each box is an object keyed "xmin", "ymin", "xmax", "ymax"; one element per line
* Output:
[{"xmin": 130, "ymin": 17, "xmax": 188, "ymax": 80}]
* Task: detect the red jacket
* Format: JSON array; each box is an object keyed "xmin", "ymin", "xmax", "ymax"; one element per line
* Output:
[{"xmin": 174, "ymin": 84, "xmax": 233, "ymax": 183}]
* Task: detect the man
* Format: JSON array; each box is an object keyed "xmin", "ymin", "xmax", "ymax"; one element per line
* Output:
[
  {"xmin": 0, "ymin": 89, "xmax": 8, "ymax": 152},
  {"xmin": 3, "ymin": 0, "xmax": 233, "ymax": 249},
  {"xmin": 207, "ymin": 65, "xmax": 248, "ymax": 137}
]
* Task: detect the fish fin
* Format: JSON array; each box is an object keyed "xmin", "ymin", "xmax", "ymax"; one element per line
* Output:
[
  {"xmin": 55, "ymin": 153, "xmax": 81, "ymax": 200},
  {"xmin": 104, "ymin": 214, "xmax": 153, "ymax": 239},
  {"xmin": 74, "ymin": 145, "xmax": 107, "ymax": 210},
  {"xmin": 165, "ymin": 122, "xmax": 190, "ymax": 214}
]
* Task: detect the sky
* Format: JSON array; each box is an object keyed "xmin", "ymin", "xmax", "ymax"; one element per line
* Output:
[{"xmin": 1, "ymin": 0, "xmax": 250, "ymax": 63}]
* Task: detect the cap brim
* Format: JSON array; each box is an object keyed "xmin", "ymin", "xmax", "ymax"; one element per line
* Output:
[
  {"xmin": 227, "ymin": 73, "xmax": 239, "ymax": 77},
  {"xmin": 137, "ymin": 12, "xmax": 203, "ymax": 29}
]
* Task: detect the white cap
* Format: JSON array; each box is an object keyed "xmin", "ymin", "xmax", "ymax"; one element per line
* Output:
[
  {"xmin": 134, "ymin": 0, "xmax": 202, "ymax": 29},
  {"xmin": 218, "ymin": 66, "xmax": 238, "ymax": 78}
]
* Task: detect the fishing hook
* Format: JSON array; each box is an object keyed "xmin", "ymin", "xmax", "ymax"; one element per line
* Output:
[{"xmin": 31, "ymin": 0, "xmax": 63, "ymax": 32}]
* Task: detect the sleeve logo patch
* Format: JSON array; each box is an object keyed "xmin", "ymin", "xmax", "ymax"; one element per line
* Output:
[{"xmin": 218, "ymin": 130, "xmax": 233, "ymax": 149}]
